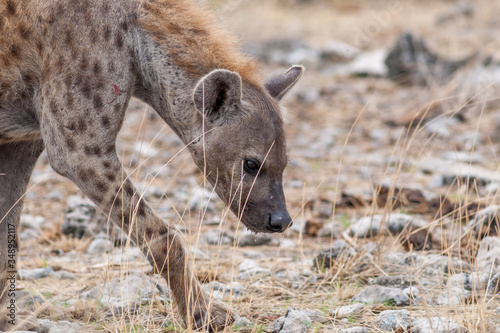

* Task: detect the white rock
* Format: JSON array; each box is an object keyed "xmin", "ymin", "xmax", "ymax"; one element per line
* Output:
[
  {"xmin": 476, "ymin": 236, "xmax": 500, "ymax": 273},
  {"xmin": 272, "ymin": 308, "xmax": 312, "ymax": 333},
  {"xmin": 377, "ymin": 309, "xmax": 411, "ymax": 332},
  {"xmin": 39, "ymin": 319, "xmax": 81, "ymax": 333},
  {"xmin": 412, "ymin": 317, "xmax": 461, "ymax": 333},
  {"xmin": 332, "ymin": 303, "xmax": 365, "ymax": 319},
  {"xmin": 87, "ymin": 238, "xmax": 114, "ymax": 255}
]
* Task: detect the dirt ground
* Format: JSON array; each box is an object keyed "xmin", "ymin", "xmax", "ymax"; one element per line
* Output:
[{"xmin": 13, "ymin": 0, "xmax": 500, "ymax": 332}]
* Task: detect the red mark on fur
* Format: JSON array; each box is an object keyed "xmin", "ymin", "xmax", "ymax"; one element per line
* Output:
[{"xmin": 107, "ymin": 83, "xmax": 121, "ymax": 104}]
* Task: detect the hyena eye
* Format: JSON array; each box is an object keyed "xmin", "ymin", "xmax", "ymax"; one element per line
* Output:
[{"xmin": 244, "ymin": 159, "xmax": 260, "ymax": 173}]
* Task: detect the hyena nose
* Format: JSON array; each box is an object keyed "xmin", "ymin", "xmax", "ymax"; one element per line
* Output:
[{"xmin": 267, "ymin": 211, "xmax": 293, "ymax": 232}]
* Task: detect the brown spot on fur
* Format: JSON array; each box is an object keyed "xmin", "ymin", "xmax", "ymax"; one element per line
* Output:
[
  {"xmin": 120, "ymin": 21, "xmax": 129, "ymax": 32},
  {"xmin": 10, "ymin": 44, "xmax": 21, "ymax": 58},
  {"xmin": 105, "ymin": 173, "xmax": 115, "ymax": 182},
  {"xmin": 18, "ymin": 25, "xmax": 32, "ymax": 40},
  {"xmin": 81, "ymin": 81, "xmax": 91, "ymax": 99},
  {"xmin": 93, "ymin": 62, "xmax": 101, "ymax": 75},
  {"xmin": 104, "ymin": 26, "xmax": 111, "ymax": 41},
  {"xmin": 106, "ymin": 145, "xmax": 115, "ymax": 155},
  {"xmin": 89, "ymin": 27, "xmax": 98, "ymax": 45},
  {"xmin": 6, "ymin": 0, "xmax": 16, "ymax": 15},
  {"xmin": 84, "ymin": 145, "xmax": 101, "ymax": 156},
  {"xmin": 64, "ymin": 76, "xmax": 72, "ymax": 89},
  {"xmin": 107, "ymin": 62, "xmax": 115, "ymax": 73},
  {"xmin": 96, "ymin": 180, "xmax": 108, "ymax": 193},
  {"xmin": 80, "ymin": 57, "xmax": 89, "ymax": 71},
  {"xmin": 138, "ymin": 200, "xmax": 146, "ymax": 217},
  {"xmin": 124, "ymin": 183, "xmax": 134, "ymax": 197},
  {"xmin": 115, "ymin": 32, "xmax": 124, "ymax": 49},
  {"xmin": 102, "ymin": 161, "xmax": 111, "ymax": 169},
  {"xmin": 93, "ymin": 95, "xmax": 103, "ymax": 109},
  {"xmin": 101, "ymin": 115, "xmax": 110, "ymax": 128},
  {"xmin": 63, "ymin": 30, "xmax": 73, "ymax": 46},
  {"xmin": 66, "ymin": 92, "xmax": 74, "ymax": 109},
  {"xmin": 49, "ymin": 100, "xmax": 58, "ymax": 114},
  {"xmin": 77, "ymin": 118, "xmax": 87, "ymax": 132},
  {"xmin": 66, "ymin": 137, "xmax": 76, "ymax": 151}
]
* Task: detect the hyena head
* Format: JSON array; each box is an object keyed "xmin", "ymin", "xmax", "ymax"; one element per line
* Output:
[{"xmin": 190, "ymin": 66, "xmax": 303, "ymax": 233}]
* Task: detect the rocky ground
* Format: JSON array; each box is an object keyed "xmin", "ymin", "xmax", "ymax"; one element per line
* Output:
[{"xmin": 9, "ymin": 0, "xmax": 500, "ymax": 332}]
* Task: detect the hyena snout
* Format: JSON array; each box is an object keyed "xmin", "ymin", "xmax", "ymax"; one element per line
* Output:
[{"xmin": 266, "ymin": 210, "xmax": 293, "ymax": 232}]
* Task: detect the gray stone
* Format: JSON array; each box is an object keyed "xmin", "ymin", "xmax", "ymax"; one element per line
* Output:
[
  {"xmin": 340, "ymin": 328, "xmax": 369, "ymax": 333},
  {"xmin": 82, "ymin": 274, "xmax": 168, "ymax": 311},
  {"xmin": 351, "ymin": 285, "xmax": 410, "ymax": 306},
  {"xmin": 62, "ymin": 195, "xmax": 98, "ymax": 238},
  {"xmin": 346, "ymin": 49, "xmax": 388, "ymax": 77},
  {"xmin": 349, "ymin": 214, "xmax": 413, "ymax": 238},
  {"xmin": 321, "ymin": 40, "xmax": 360, "ymax": 62},
  {"xmin": 317, "ymin": 222, "xmax": 342, "ymax": 238},
  {"xmin": 369, "ymin": 275, "xmax": 416, "ymax": 288},
  {"xmin": 15, "ymin": 291, "xmax": 45, "ymax": 311},
  {"xmin": 332, "ymin": 303, "xmax": 365, "ymax": 319},
  {"xmin": 238, "ymin": 259, "xmax": 270, "ymax": 276},
  {"xmin": 272, "ymin": 308, "xmax": 312, "ymax": 333},
  {"xmin": 385, "ymin": 32, "xmax": 471, "ymax": 85},
  {"xmin": 203, "ymin": 281, "xmax": 244, "ymax": 300},
  {"xmin": 436, "ymin": 287, "xmax": 471, "ymax": 306},
  {"xmin": 470, "ymin": 205, "xmax": 500, "ymax": 237},
  {"xmin": 233, "ymin": 315, "xmax": 252, "ymax": 330},
  {"xmin": 377, "ymin": 309, "xmax": 411, "ymax": 331},
  {"xmin": 202, "ymin": 230, "xmax": 233, "ymax": 246},
  {"xmin": 237, "ymin": 233, "xmax": 273, "ymax": 247},
  {"xmin": 20, "ymin": 214, "xmax": 45, "ymax": 229},
  {"xmin": 39, "ymin": 319, "xmax": 81, "ymax": 333},
  {"xmin": 52, "ymin": 270, "xmax": 76, "ymax": 280},
  {"xmin": 412, "ymin": 317, "xmax": 461, "ymax": 333},
  {"xmin": 87, "ymin": 238, "xmax": 114, "ymax": 255},
  {"xmin": 476, "ymin": 236, "xmax": 500, "ymax": 273},
  {"xmin": 18, "ymin": 267, "xmax": 54, "ymax": 281},
  {"xmin": 314, "ymin": 240, "xmax": 355, "ymax": 269}
]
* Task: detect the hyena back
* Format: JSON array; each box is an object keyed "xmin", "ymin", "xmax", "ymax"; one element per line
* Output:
[{"xmin": 0, "ymin": 0, "xmax": 303, "ymax": 331}]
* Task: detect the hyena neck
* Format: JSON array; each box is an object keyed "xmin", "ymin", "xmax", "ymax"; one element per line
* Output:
[{"xmin": 132, "ymin": 0, "xmax": 260, "ymax": 142}]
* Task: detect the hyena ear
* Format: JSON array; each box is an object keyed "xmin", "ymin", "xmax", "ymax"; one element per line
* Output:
[
  {"xmin": 264, "ymin": 65, "xmax": 304, "ymax": 101},
  {"xmin": 193, "ymin": 69, "xmax": 242, "ymax": 121}
]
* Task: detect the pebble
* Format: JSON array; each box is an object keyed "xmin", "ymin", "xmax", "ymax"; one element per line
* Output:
[
  {"xmin": 238, "ymin": 259, "xmax": 270, "ymax": 276},
  {"xmin": 351, "ymin": 285, "xmax": 410, "ymax": 306},
  {"xmin": 272, "ymin": 308, "xmax": 312, "ymax": 333},
  {"xmin": 332, "ymin": 303, "xmax": 365, "ymax": 319},
  {"xmin": 203, "ymin": 281, "xmax": 244, "ymax": 300},
  {"xmin": 61, "ymin": 195, "xmax": 98, "ymax": 238},
  {"xmin": 348, "ymin": 213, "xmax": 413, "ymax": 238},
  {"xmin": 314, "ymin": 239, "xmax": 355, "ymax": 270},
  {"xmin": 340, "ymin": 328, "xmax": 369, "ymax": 333},
  {"xmin": 470, "ymin": 205, "xmax": 500, "ymax": 237},
  {"xmin": 82, "ymin": 274, "xmax": 168, "ymax": 311},
  {"xmin": 476, "ymin": 236, "xmax": 500, "ymax": 272},
  {"xmin": 87, "ymin": 238, "xmax": 114, "ymax": 255},
  {"xmin": 20, "ymin": 214, "xmax": 45, "ymax": 230},
  {"xmin": 237, "ymin": 233, "xmax": 273, "ymax": 247},
  {"xmin": 436, "ymin": 286, "xmax": 471, "ymax": 306},
  {"xmin": 412, "ymin": 317, "xmax": 461, "ymax": 333},
  {"xmin": 18, "ymin": 267, "xmax": 54, "ymax": 281},
  {"xmin": 201, "ymin": 230, "xmax": 233, "ymax": 246},
  {"xmin": 377, "ymin": 309, "xmax": 411, "ymax": 332},
  {"xmin": 39, "ymin": 319, "xmax": 81, "ymax": 333}
]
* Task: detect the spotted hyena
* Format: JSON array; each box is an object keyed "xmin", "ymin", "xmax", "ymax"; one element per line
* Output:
[{"xmin": 0, "ymin": 0, "xmax": 303, "ymax": 331}]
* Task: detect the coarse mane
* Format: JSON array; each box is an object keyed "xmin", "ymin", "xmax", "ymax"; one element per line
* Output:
[{"xmin": 138, "ymin": 0, "xmax": 261, "ymax": 85}]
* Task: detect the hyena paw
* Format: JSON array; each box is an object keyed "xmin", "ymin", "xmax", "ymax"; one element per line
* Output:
[{"xmin": 191, "ymin": 299, "xmax": 235, "ymax": 332}]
